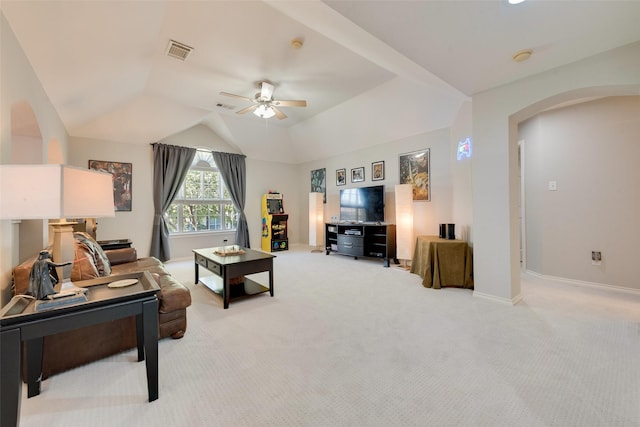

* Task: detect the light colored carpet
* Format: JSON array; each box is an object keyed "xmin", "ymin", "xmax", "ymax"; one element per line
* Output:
[{"xmin": 18, "ymin": 245, "xmax": 640, "ymax": 426}]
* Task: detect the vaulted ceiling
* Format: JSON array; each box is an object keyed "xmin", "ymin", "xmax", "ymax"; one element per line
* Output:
[{"xmin": 2, "ymin": 1, "xmax": 639, "ymax": 163}]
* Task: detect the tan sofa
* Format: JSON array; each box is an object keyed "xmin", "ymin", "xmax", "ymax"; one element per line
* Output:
[{"xmin": 12, "ymin": 232, "xmax": 191, "ymax": 379}]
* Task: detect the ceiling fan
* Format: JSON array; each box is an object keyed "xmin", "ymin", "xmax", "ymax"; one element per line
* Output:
[{"xmin": 220, "ymin": 81, "xmax": 307, "ymax": 120}]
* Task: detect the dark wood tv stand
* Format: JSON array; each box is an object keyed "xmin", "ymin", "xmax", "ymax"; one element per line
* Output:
[{"xmin": 325, "ymin": 223, "xmax": 398, "ymax": 267}]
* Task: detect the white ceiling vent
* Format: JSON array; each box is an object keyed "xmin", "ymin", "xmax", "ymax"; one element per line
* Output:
[{"xmin": 166, "ymin": 40, "xmax": 193, "ymax": 61}]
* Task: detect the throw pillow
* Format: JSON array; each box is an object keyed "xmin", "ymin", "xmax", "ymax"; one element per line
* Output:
[
  {"xmin": 73, "ymin": 232, "xmax": 112, "ymax": 276},
  {"xmin": 71, "ymin": 242, "xmax": 99, "ymax": 281}
]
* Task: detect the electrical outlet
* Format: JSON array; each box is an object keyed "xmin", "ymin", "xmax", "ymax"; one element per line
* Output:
[{"xmin": 591, "ymin": 251, "xmax": 602, "ymax": 265}]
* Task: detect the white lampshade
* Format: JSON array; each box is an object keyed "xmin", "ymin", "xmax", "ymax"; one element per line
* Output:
[
  {"xmin": 309, "ymin": 192, "xmax": 324, "ymax": 249},
  {"xmin": 395, "ymin": 184, "xmax": 414, "ymax": 261},
  {"xmin": 0, "ymin": 164, "xmax": 115, "ymax": 219},
  {"xmin": 1, "ymin": 164, "xmax": 116, "ymax": 278}
]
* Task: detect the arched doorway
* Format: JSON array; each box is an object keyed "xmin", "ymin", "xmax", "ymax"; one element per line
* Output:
[
  {"xmin": 514, "ymin": 94, "xmax": 639, "ymax": 289},
  {"xmin": 506, "ymin": 86, "xmax": 639, "ymax": 298},
  {"xmin": 10, "ymin": 100, "xmax": 47, "ymax": 262},
  {"xmin": 473, "ymin": 51, "xmax": 639, "ymax": 304}
]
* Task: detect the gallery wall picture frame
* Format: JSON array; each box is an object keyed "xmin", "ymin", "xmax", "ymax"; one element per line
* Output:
[
  {"xmin": 351, "ymin": 167, "xmax": 365, "ymax": 183},
  {"xmin": 88, "ymin": 160, "xmax": 132, "ymax": 211},
  {"xmin": 399, "ymin": 148, "xmax": 430, "ymax": 201},
  {"xmin": 336, "ymin": 168, "xmax": 346, "ymax": 186},
  {"xmin": 310, "ymin": 168, "xmax": 327, "ymax": 203},
  {"xmin": 371, "ymin": 160, "xmax": 385, "ymax": 181}
]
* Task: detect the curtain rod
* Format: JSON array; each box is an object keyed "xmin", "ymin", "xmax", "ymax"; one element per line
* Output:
[
  {"xmin": 150, "ymin": 143, "xmax": 245, "ymax": 158},
  {"xmin": 210, "ymin": 150, "xmax": 246, "ymax": 158}
]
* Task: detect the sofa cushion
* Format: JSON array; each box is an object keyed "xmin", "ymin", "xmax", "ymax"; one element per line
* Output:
[
  {"xmin": 110, "ymin": 258, "xmax": 168, "ymax": 277},
  {"xmin": 105, "ymin": 247, "xmax": 138, "ymax": 265}
]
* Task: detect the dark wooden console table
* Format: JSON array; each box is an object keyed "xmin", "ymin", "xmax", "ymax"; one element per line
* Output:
[
  {"xmin": 410, "ymin": 235, "xmax": 474, "ymax": 289},
  {"xmin": 0, "ymin": 271, "xmax": 159, "ymax": 427},
  {"xmin": 193, "ymin": 247, "xmax": 275, "ymax": 309}
]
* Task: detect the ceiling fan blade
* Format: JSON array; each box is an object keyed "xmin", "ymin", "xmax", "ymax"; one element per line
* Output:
[
  {"xmin": 271, "ymin": 106, "xmax": 287, "ymax": 120},
  {"xmin": 220, "ymin": 92, "xmax": 254, "ymax": 103},
  {"xmin": 272, "ymin": 99, "xmax": 307, "ymax": 108},
  {"xmin": 260, "ymin": 82, "xmax": 274, "ymax": 100},
  {"xmin": 236, "ymin": 104, "xmax": 258, "ymax": 115}
]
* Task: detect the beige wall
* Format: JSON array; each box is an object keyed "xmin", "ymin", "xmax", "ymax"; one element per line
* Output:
[
  {"xmin": 68, "ymin": 125, "xmax": 303, "ymax": 260},
  {"xmin": 520, "ymin": 96, "xmax": 640, "ymax": 290},
  {"xmin": 246, "ymin": 159, "xmax": 302, "ymax": 253},
  {"xmin": 450, "ymin": 101, "xmax": 473, "ymax": 243},
  {"xmin": 68, "ymin": 138, "xmax": 155, "ymax": 256},
  {"xmin": 297, "ymin": 127, "xmax": 454, "ymax": 255}
]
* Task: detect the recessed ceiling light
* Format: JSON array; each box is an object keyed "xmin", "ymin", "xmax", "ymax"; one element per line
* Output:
[
  {"xmin": 512, "ymin": 49, "xmax": 533, "ymax": 62},
  {"xmin": 508, "ymin": 0, "xmax": 526, "ymax": 4}
]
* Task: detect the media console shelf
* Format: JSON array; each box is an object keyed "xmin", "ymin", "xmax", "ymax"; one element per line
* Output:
[{"xmin": 325, "ymin": 223, "xmax": 398, "ymax": 267}]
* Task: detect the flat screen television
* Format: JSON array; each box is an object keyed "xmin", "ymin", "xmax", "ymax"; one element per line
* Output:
[{"xmin": 339, "ymin": 185, "xmax": 385, "ymax": 223}]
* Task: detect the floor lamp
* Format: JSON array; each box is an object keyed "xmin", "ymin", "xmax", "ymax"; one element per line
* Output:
[
  {"xmin": 395, "ymin": 184, "xmax": 414, "ymax": 269},
  {"xmin": 309, "ymin": 192, "xmax": 324, "ymax": 253},
  {"xmin": 0, "ymin": 164, "xmax": 115, "ymax": 296}
]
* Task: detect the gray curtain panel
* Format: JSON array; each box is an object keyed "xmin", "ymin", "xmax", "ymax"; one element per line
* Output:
[
  {"xmin": 150, "ymin": 143, "xmax": 196, "ymax": 261},
  {"xmin": 211, "ymin": 151, "xmax": 250, "ymax": 248}
]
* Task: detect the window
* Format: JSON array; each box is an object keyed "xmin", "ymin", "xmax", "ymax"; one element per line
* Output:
[{"xmin": 165, "ymin": 151, "xmax": 238, "ymax": 233}]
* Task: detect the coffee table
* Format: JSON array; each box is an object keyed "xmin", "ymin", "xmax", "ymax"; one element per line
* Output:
[
  {"xmin": 193, "ymin": 247, "xmax": 275, "ymax": 309},
  {"xmin": 0, "ymin": 271, "xmax": 160, "ymax": 427}
]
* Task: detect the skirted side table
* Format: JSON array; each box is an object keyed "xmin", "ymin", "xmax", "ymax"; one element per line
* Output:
[{"xmin": 410, "ymin": 235, "xmax": 474, "ymax": 289}]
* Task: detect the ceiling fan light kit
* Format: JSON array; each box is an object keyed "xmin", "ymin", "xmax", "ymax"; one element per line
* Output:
[
  {"xmin": 254, "ymin": 105, "xmax": 276, "ymax": 119},
  {"xmin": 220, "ymin": 81, "xmax": 307, "ymax": 120}
]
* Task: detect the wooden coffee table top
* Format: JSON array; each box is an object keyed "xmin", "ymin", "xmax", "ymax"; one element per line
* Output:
[{"xmin": 193, "ymin": 247, "xmax": 275, "ymax": 266}]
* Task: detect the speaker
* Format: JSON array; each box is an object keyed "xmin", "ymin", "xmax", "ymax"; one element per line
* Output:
[
  {"xmin": 439, "ymin": 224, "xmax": 446, "ymax": 239},
  {"xmin": 446, "ymin": 223, "xmax": 456, "ymax": 240}
]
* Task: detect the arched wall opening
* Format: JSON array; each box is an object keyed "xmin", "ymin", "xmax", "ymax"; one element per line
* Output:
[
  {"xmin": 504, "ymin": 85, "xmax": 640, "ymax": 299},
  {"xmin": 10, "ymin": 100, "xmax": 47, "ymax": 263},
  {"xmin": 472, "ymin": 40, "xmax": 640, "ymax": 304},
  {"xmin": 512, "ymin": 91, "xmax": 639, "ymax": 290}
]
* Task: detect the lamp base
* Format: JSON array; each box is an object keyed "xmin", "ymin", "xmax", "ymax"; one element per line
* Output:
[{"xmin": 50, "ymin": 220, "xmax": 77, "ymax": 280}]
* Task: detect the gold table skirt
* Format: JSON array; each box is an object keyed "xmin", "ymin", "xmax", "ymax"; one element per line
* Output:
[{"xmin": 410, "ymin": 235, "xmax": 474, "ymax": 289}]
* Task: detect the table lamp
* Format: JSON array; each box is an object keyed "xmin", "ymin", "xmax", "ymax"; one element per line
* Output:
[{"xmin": 0, "ymin": 164, "xmax": 115, "ymax": 299}]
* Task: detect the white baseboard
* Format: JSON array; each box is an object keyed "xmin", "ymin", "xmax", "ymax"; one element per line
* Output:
[
  {"xmin": 473, "ymin": 291, "xmax": 523, "ymax": 305},
  {"xmin": 524, "ymin": 270, "xmax": 640, "ymax": 296}
]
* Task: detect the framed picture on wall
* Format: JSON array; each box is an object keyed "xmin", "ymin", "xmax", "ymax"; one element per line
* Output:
[
  {"xmin": 351, "ymin": 167, "xmax": 365, "ymax": 183},
  {"xmin": 399, "ymin": 148, "xmax": 430, "ymax": 201},
  {"xmin": 371, "ymin": 161, "xmax": 385, "ymax": 181},
  {"xmin": 310, "ymin": 168, "xmax": 326, "ymax": 203},
  {"xmin": 88, "ymin": 160, "xmax": 132, "ymax": 211},
  {"xmin": 336, "ymin": 168, "xmax": 346, "ymax": 186}
]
